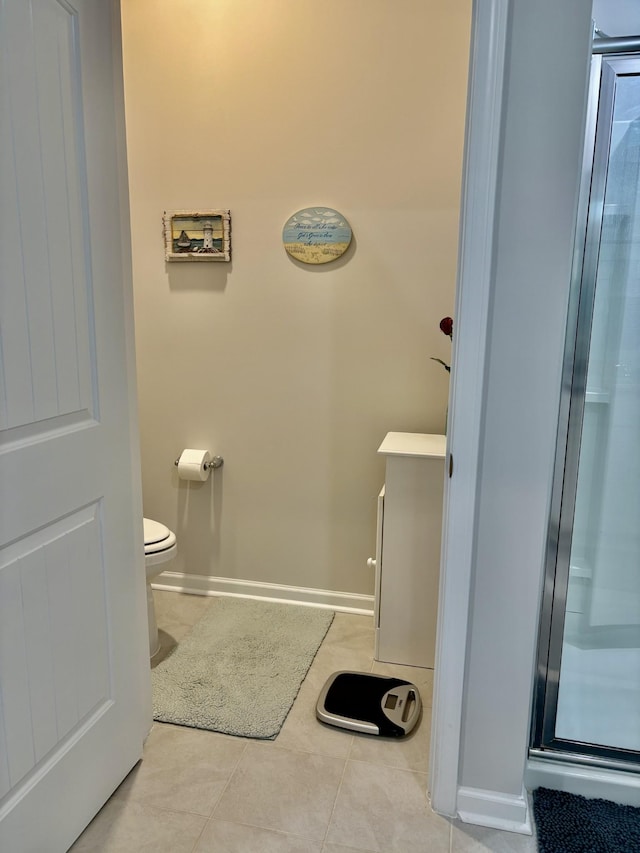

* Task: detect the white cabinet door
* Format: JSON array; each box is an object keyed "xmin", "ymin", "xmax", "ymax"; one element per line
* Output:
[{"xmin": 0, "ymin": 1, "xmax": 149, "ymax": 850}]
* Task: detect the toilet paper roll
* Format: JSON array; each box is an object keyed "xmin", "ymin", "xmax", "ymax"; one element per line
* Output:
[{"xmin": 177, "ymin": 449, "xmax": 211, "ymax": 482}]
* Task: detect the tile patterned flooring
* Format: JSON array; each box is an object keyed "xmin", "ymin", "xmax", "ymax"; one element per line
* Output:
[{"xmin": 70, "ymin": 592, "xmax": 538, "ymax": 852}]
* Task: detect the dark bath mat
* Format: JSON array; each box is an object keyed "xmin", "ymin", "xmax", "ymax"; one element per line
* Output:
[{"xmin": 533, "ymin": 786, "xmax": 640, "ymax": 852}]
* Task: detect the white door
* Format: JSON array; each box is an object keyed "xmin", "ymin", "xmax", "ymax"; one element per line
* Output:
[{"xmin": 0, "ymin": 0, "xmax": 150, "ymax": 850}]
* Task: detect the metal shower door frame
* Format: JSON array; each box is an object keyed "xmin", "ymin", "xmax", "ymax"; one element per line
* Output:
[{"xmin": 531, "ymin": 49, "xmax": 640, "ymax": 770}]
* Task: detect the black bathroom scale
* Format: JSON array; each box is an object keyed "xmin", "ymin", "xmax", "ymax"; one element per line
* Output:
[{"xmin": 316, "ymin": 671, "xmax": 421, "ymax": 737}]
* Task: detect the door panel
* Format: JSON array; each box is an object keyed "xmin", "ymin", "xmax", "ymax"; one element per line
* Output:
[
  {"xmin": 0, "ymin": 0, "xmax": 94, "ymax": 433},
  {"xmin": 0, "ymin": 0, "xmax": 148, "ymax": 849}
]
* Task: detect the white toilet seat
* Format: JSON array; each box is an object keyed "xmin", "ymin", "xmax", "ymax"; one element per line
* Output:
[{"xmin": 143, "ymin": 517, "xmax": 177, "ymax": 555}]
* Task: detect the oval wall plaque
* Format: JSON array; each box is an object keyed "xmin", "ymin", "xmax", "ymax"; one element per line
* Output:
[{"xmin": 283, "ymin": 207, "xmax": 352, "ymax": 265}]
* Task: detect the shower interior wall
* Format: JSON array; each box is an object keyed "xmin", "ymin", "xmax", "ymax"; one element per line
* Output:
[{"xmin": 120, "ymin": 0, "xmax": 471, "ymax": 597}]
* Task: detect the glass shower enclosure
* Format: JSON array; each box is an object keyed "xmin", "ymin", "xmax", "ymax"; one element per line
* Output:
[{"xmin": 532, "ymin": 49, "xmax": 640, "ymax": 768}]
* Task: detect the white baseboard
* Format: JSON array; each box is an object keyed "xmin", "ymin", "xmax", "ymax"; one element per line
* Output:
[
  {"xmin": 457, "ymin": 785, "xmax": 532, "ymax": 835},
  {"xmin": 151, "ymin": 570, "xmax": 375, "ymax": 616},
  {"xmin": 526, "ymin": 757, "xmax": 640, "ymax": 807}
]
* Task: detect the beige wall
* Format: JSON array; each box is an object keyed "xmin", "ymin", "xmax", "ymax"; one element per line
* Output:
[{"xmin": 121, "ymin": 0, "xmax": 470, "ymax": 596}]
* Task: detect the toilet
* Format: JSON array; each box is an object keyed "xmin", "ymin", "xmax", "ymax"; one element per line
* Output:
[{"xmin": 143, "ymin": 517, "xmax": 177, "ymax": 658}]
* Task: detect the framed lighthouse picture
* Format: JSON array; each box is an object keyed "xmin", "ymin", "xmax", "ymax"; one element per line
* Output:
[{"xmin": 163, "ymin": 210, "xmax": 231, "ymax": 262}]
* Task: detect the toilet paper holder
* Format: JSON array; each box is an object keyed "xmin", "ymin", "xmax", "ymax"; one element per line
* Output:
[{"xmin": 174, "ymin": 454, "xmax": 224, "ymax": 470}]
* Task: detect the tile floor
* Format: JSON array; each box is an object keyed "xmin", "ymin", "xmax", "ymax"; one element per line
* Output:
[{"xmin": 70, "ymin": 592, "xmax": 538, "ymax": 852}]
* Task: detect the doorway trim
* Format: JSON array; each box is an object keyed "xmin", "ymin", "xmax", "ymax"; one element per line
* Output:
[
  {"xmin": 430, "ymin": 0, "xmax": 595, "ymax": 831},
  {"xmin": 428, "ymin": 0, "xmax": 510, "ymax": 819}
]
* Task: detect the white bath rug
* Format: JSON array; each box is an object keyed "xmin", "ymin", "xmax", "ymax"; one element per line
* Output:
[{"xmin": 151, "ymin": 596, "xmax": 334, "ymax": 739}]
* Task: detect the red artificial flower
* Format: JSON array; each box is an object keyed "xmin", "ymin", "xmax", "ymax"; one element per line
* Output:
[
  {"xmin": 431, "ymin": 317, "xmax": 453, "ymax": 373},
  {"xmin": 439, "ymin": 316, "xmax": 453, "ymax": 339}
]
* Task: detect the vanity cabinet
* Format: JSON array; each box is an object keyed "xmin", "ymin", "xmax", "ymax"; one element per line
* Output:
[{"xmin": 372, "ymin": 432, "xmax": 446, "ymax": 669}]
